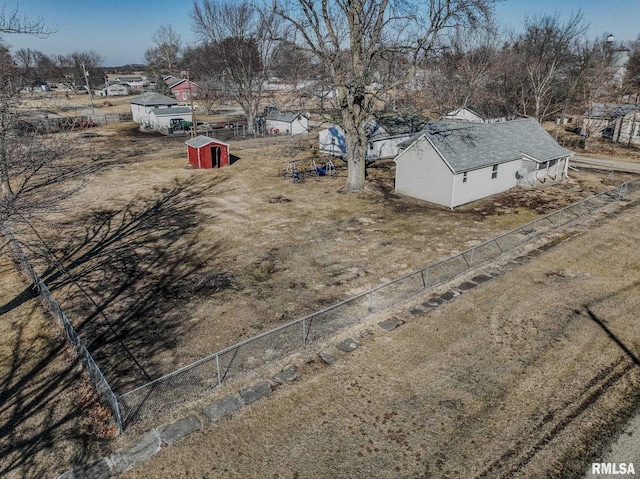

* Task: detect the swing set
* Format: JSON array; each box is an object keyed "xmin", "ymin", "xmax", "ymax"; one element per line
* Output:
[{"xmin": 284, "ymin": 158, "xmax": 336, "ymax": 182}]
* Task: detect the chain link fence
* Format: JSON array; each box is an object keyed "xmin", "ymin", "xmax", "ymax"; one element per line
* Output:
[
  {"xmin": 117, "ymin": 178, "xmax": 640, "ymax": 428},
  {"xmin": 3, "ymin": 179, "xmax": 638, "ymax": 431},
  {"xmin": 0, "ymin": 225, "xmax": 124, "ymax": 433}
]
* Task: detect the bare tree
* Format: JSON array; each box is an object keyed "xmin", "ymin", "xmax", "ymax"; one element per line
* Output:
[
  {"xmin": 623, "ymin": 37, "xmax": 640, "ymax": 148},
  {"xmin": 49, "ymin": 51, "xmax": 103, "ymax": 94},
  {"xmin": 0, "ymin": 42, "xmax": 73, "ymax": 225},
  {"xmin": 572, "ymin": 36, "xmax": 619, "ymax": 147},
  {"xmin": 272, "ymin": 0, "xmax": 496, "ymax": 191},
  {"xmin": 0, "ymin": 5, "xmax": 55, "ymax": 37},
  {"xmin": 13, "ymin": 47, "xmax": 39, "ymax": 85},
  {"xmin": 514, "ymin": 13, "xmax": 586, "ymax": 122},
  {"xmin": 144, "ymin": 25, "xmax": 182, "ymax": 77},
  {"xmin": 191, "ymin": 0, "xmax": 281, "ymax": 133},
  {"xmin": 424, "ymin": 27, "xmax": 500, "ymax": 115}
]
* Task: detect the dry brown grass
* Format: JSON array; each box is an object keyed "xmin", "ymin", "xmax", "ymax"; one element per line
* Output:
[
  {"xmin": 3, "ymin": 116, "xmax": 640, "ymax": 477},
  {"xmin": 0, "ymin": 256, "xmax": 113, "ymax": 479},
  {"xmin": 119, "ymin": 201, "xmax": 640, "ymax": 479},
  {"xmin": 16, "ymin": 122, "xmax": 637, "ymax": 396}
]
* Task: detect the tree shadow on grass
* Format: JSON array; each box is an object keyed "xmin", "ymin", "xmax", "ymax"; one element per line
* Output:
[
  {"xmin": 0, "ymin": 271, "xmax": 112, "ymax": 478},
  {"xmin": 31, "ymin": 176, "xmax": 224, "ymax": 393}
]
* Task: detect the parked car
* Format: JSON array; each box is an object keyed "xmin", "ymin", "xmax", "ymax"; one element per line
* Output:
[{"xmin": 172, "ymin": 120, "xmax": 193, "ymax": 131}]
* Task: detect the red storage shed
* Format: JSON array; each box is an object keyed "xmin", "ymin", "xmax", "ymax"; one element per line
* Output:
[{"xmin": 185, "ymin": 136, "xmax": 230, "ymax": 169}]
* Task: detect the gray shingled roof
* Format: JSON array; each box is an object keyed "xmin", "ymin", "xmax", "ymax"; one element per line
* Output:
[
  {"xmin": 400, "ymin": 118, "xmax": 573, "ymax": 173},
  {"xmin": 149, "ymin": 106, "xmax": 192, "ymax": 116},
  {"xmin": 266, "ymin": 111, "xmax": 301, "ymax": 123},
  {"xmin": 128, "ymin": 92, "xmax": 178, "ymax": 106},
  {"xmin": 185, "ymin": 135, "xmax": 229, "ymax": 148}
]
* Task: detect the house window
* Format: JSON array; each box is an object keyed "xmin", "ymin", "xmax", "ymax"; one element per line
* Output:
[
  {"xmin": 463, "ymin": 172, "xmax": 468, "ymax": 183},
  {"xmin": 491, "ymin": 164, "xmax": 498, "ymax": 179}
]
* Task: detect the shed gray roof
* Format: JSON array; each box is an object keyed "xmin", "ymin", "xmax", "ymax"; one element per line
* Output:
[
  {"xmin": 400, "ymin": 118, "xmax": 573, "ymax": 173},
  {"xmin": 185, "ymin": 135, "xmax": 229, "ymax": 148},
  {"xmin": 128, "ymin": 91, "xmax": 178, "ymax": 106},
  {"xmin": 266, "ymin": 111, "xmax": 301, "ymax": 123},
  {"xmin": 149, "ymin": 106, "xmax": 192, "ymax": 116}
]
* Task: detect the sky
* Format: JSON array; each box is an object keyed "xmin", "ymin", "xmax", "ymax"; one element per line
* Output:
[{"xmin": 2, "ymin": 0, "xmax": 639, "ymax": 67}]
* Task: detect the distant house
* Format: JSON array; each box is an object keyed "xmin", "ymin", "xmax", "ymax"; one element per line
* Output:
[
  {"xmin": 443, "ymin": 107, "xmax": 485, "ymax": 123},
  {"xmin": 149, "ymin": 106, "xmax": 193, "ymax": 131},
  {"xmin": 605, "ymin": 108, "xmax": 640, "ymax": 146},
  {"xmin": 443, "ymin": 106, "xmax": 514, "ymax": 124},
  {"xmin": 394, "ymin": 118, "xmax": 573, "ymax": 209},
  {"xmin": 166, "ymin": 78, "xmax": 202, "ymax": 101},
  {"xmin": 319, "ymin": 125, "xmax": 348, "ymax": 157},
  {"xmin": 584, "ymin": 103, "xmax": 640, "ymax": 146},
  {"xmin": 101, "ymin": 83, "xmax": 130, "ymax": 96},
  {"xmin": 319, "ymin": 115, "xmax": 425, "ymax": 161},
  {"xmin": 128, "ymin": 92, "xmax": 180, "ymax": 125},
  {"xmin": 265, "ymin": 111, "xmax": 309, "ymax": 135},
  {"xmin": 115, "ymin": 76, "xmax": 148, "ymax": 91}
]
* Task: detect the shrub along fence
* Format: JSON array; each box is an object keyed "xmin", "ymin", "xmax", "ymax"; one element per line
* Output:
[{"xmin": 3, "ymin": 178, "xmax": 639, "ymax": 432}]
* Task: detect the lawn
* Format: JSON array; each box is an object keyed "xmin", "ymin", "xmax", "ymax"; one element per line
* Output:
[
  {"xmin": 2, "ymin": 116, "xmax": 639, "ymax": 477},
  {"xmin": 14, "ymin": 122, "xmax": 636, "ymax": 398}
]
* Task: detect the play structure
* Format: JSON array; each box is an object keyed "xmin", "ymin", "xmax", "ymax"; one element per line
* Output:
[{"xmin": 283, "ymin": 158, "xmax": 336, "ymax": 182}]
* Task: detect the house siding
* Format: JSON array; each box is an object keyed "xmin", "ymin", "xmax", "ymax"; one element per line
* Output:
[
  {"xmin": 452, "ymin": 159, "xmax": 521, "ymax": 207},
  {"xmin": 395, "ymin": 138, "xmax": 454, "ymax": 208},
  {"xmin": 613, "ymin": 114, "xmax": 640, "ymax": 146},
  {"xmin": 368, "ymin": 135, "xmax": 412, "ymax": 161},
  {"xmin": 266, "ymin": 117, "xmax": 308, "ymax": 135}
]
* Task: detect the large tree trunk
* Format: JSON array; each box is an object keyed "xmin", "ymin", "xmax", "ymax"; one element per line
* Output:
[{"xmin": 338, "ymin": 85, "xmax": 369, "ymax": 191}]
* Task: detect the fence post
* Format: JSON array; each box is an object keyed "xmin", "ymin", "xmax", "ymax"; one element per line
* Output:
[
  {"xmin": 215, "ymin": 353, "xmax": 221, "ymax": 385},
  {"xmin": 302, "ymin": 318, "xmax": 306, "ymax": 345},
  {"xmin": 558, "ymin": 209, "xmax": 563, "ymax": 225},
  {"xmin": 423, "ymin": 267, "xmax": 429, "ymax": 289},
  {"xmin": 113, "ymin": 392, "xmax": 124, "ymax": 433},
  {"xmin": 369, "ymin": 290, "xmax": 374, "ymax": 312},
  {"xmin": 468, "ymin": 247, "xmax": 475, "ymax": 268}
]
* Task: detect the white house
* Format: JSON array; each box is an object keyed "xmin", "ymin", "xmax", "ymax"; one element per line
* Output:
[
  {"xmin": 265, "ymin": 111, "xmax": 309, "ymax": 135},
  {"xmin": 149, "ymin": 106, "xmax": 193, "ymax": 131},
  {"xmin": 443, "ymin": 106, "xmax": 513, "ymax": 124},
  {"xmin": 443, "ymin": 107, "xmax": 485, "ymax": 123},
  {"xmin": 394, "ymin": 118, "xmax": 574, "ymax": 209},
  {"xmin": 101, "ymin": 83, "xmax": 130, "ymax": 96},
  {"xmin": 128, "ymin": 92, "xmax": 180, "ymax": 125},
  {"xmin": 319, "ymin": 115, "xmax": 425, "ymax": 161},
  {"xmin": 115, "ymin": 76, "xmax": 148, "ymax": 91}
]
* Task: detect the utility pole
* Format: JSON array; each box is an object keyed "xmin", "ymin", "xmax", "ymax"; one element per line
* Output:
[
  {"xmin": 81, "ymin": 61, "xmax": 95, "ymax": 111},
  {"xmin": 186, "ymin": 69, "xmax": 197, "ymax": 138}
]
